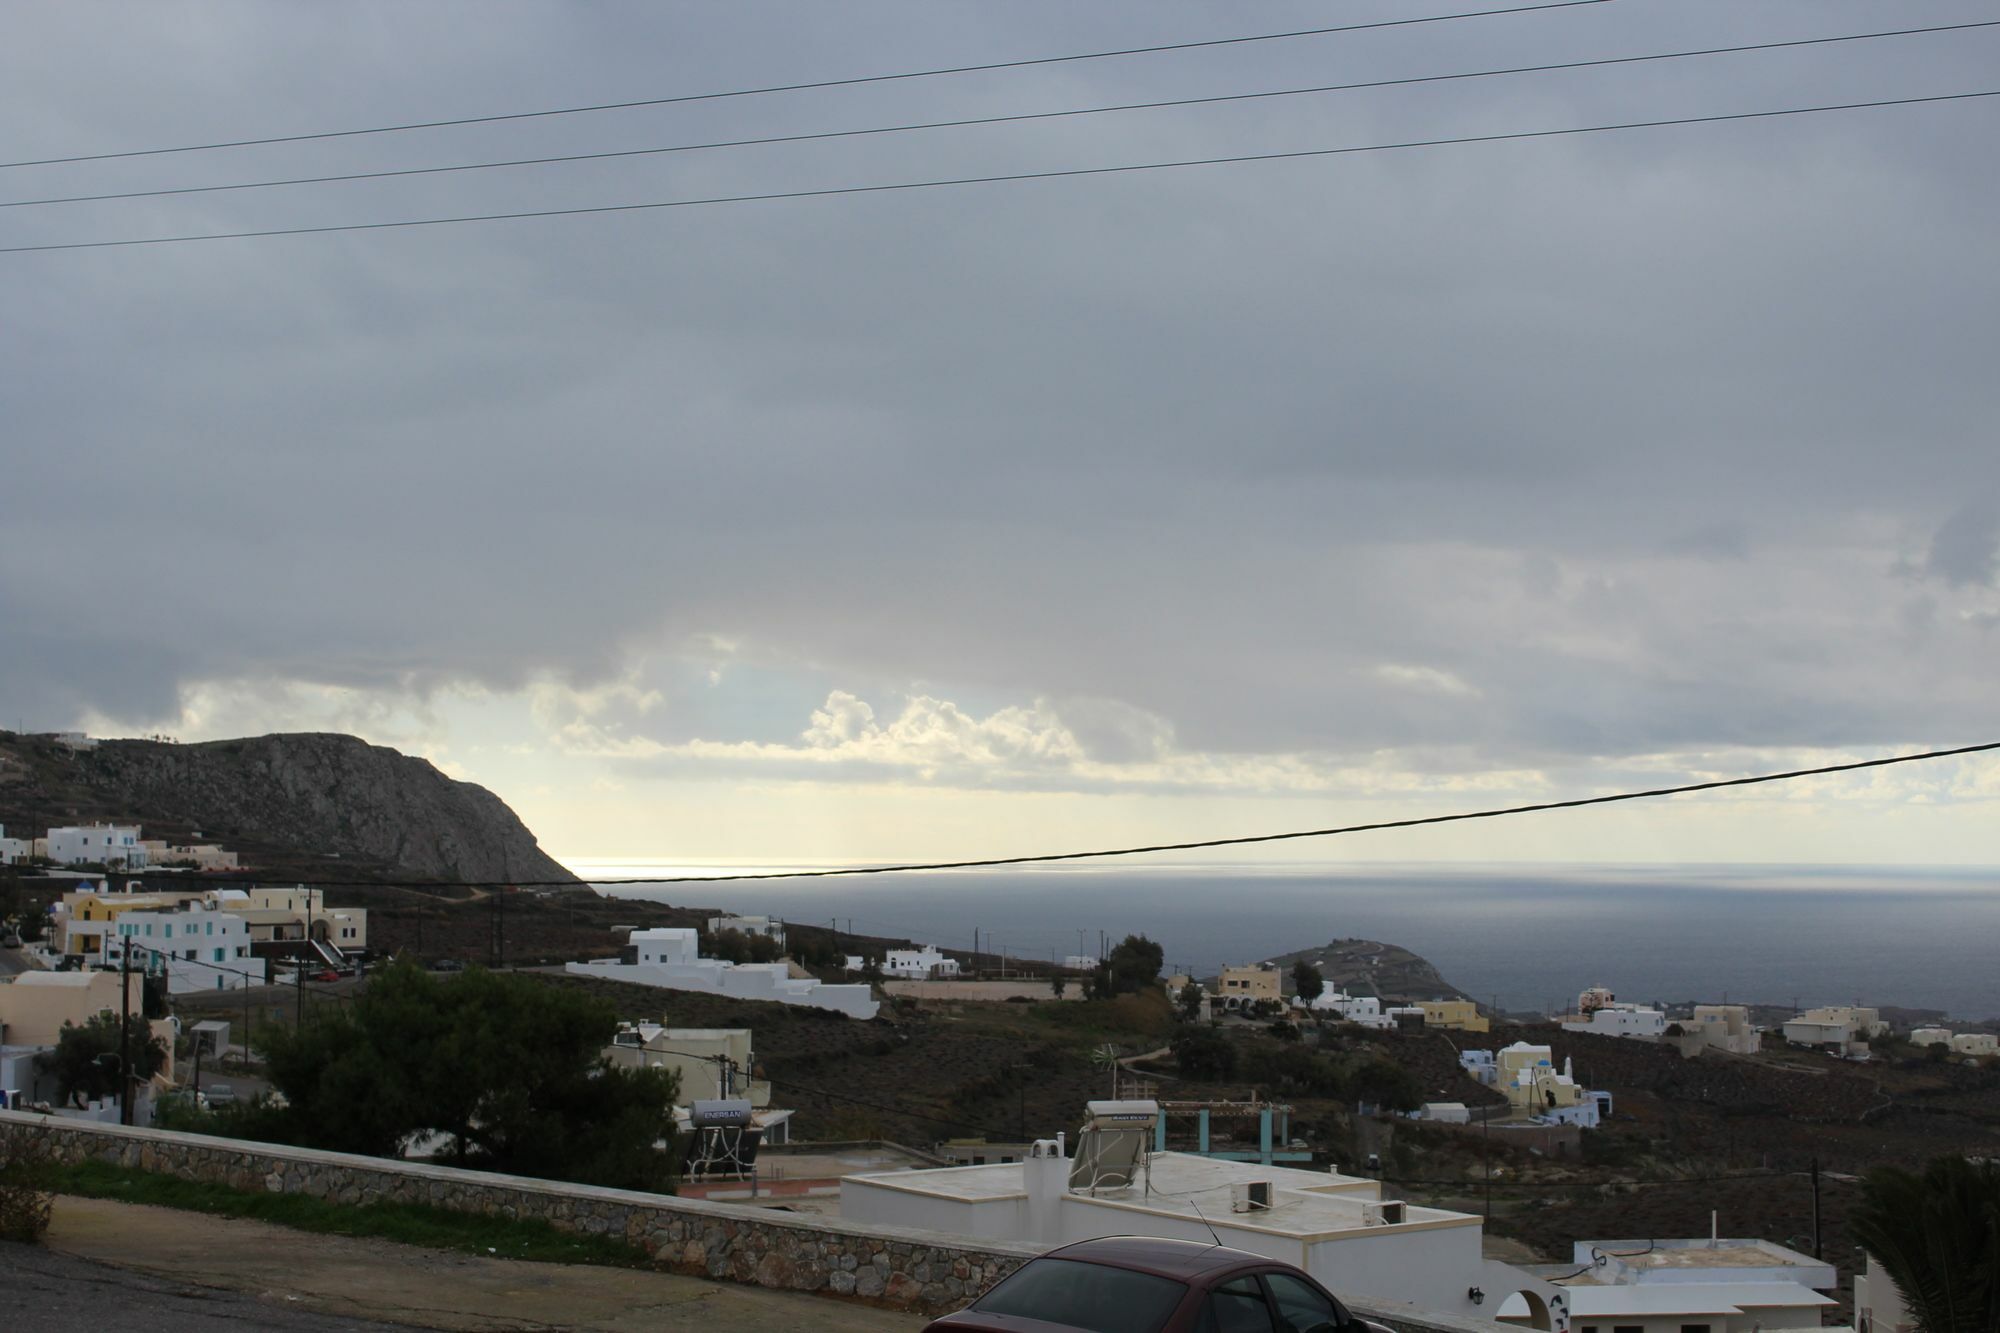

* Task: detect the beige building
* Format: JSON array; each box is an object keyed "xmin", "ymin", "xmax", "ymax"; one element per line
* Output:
[
  {"xmin": 1217, "ymin": 964, "xmax": 1281, "ymax": 1006},
  {"xmin": 1417, "ymin": 999, "xmax": 1489, "ymax": 1033},
  {"xmin": 0, "ymin": 970, "xmax": 175, "ymax": 1080},
  {"xmin": 139, "ymin": 841, "xmax": 241, "ymax": 871},
  {"xmin": 1680, "ymin": 1004, "xmax": 1761, "ymax": 1056},
  {"xmin": 222, "ymin": 886, "xmax": 367, "ymax": 949},
  {"xmin": 604, "ymin": 1022, "xmax": 770, "ymax": 1108}
]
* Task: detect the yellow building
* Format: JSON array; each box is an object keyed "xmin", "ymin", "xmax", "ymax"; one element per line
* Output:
[
  {"xmin": 56, "ymin": 889, "xmax": 199, "ymax": 957},
  {"xmin": 1417, "ymin": 999, "xmax": 1489, "ymax": 1033},
  {"xmin": 1218, "ymin": 964, "xmax": 1282, "ymax": 1005},
  {"xmin": 1497, "ymin": 1042, "xmax": 1588, "ymax": 1115}
]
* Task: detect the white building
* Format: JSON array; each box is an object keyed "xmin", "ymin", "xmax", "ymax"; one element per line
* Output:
[
  {"xmin": 1910, "ymin": 1027, "xmax": 1953, "ymax": 1048},
  {"xmin": 1503, "ymin": 1237, "xmax": 1839, "ymax": 1333},
  {"xmin": 882, "ymin": 945, "xmax": 960, "ymax": 979},
  {"xmin": 1063, "ymin": 955, "xmax": 1099, "ymax": 972},
  {"xmin": 47, "ymin": 824, "xmax": 148, "ymax": 869},
  {"xmin": 568, "ymin": 929, "xmax": 877, "ymax": 1019},
  {"xmin": 1561, "ymin": 1003, "xmax": 1666, "ymax": 1041},
  {"xmin": 1950, "ymin": 1032, "xmax": 1998, "ymax": 1057},
  {"xmin": 1854, "ymin": 1252, "xmax": 1913, "ymax": 1333},
  {"xmin": 706, "ymin": 915, "xmax": 785, "ymax": 946},
  {"xmin": 1307, "ymin": 991, "xmax": 1392, "ymax": 1029},
  {"xmin": 0, "ymin": 824, "xmax": 28, "ymax": 865},
  {"xmin": 103, "ymin": 902, "xmax": 258, "ymax": 993},
  {"xmin": 842, "ymin": 1131, "xmax": 1543, "ymax": 1321}
]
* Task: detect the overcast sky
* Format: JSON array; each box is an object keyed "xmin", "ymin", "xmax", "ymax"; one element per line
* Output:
[{"xmin": 5, "ymin": 1, "xmax": 1997, "ymax": 868}]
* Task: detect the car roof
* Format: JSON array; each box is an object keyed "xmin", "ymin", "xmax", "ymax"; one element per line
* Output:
[{"xmin": 1041, "ymin": 1236, "xmax": 1276, "ymax": 1281}]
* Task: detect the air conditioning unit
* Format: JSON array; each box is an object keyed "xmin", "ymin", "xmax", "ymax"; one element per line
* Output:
[
  {"xmin": 1231, "ymin": 1181, "xmax": 1273, "ymax": 1213},
  {"xmin": 1364, "ymin": 1200, "xmax": 1407, "ymax": 1226}
]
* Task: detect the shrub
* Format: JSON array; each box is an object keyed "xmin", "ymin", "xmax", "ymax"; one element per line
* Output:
[{"xmin": 0, "ymin": 1122, "xmax": 57, "ymax": 1243}]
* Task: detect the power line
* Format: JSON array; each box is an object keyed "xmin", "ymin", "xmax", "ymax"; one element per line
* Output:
[
  {"xmin": 105, "ymin": 738, "xmax": 2000, "ymax": 889},
  {"xmin": 6, "ymin": 87, "xmax": 1992, "ymax": 257},
  {"xmin": 0, "ymin": 1, "xmax": 1611, "ymax": 172},
  {"xmin": 11, "ymin": 20, "xmax": 1988, "ymax": 212}
]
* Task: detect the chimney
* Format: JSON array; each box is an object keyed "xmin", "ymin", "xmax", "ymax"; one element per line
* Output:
[{"xmin": 1025, "ymin": 1135, "xmax": 1067, "ymax": 1242}]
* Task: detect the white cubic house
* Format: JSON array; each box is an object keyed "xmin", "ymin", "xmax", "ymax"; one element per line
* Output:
[
  {"xmin": 882, "ymin": 946, "xmax": 960, "ymax": 979},
  {"xmin": 707, "ymin": 915, "xmax": 786, "ymax": 945},
  {"xmin": 0, "ymin": 824, "xmax": 28, "ymax": 865},
  {"xmin": 1501, "ymin": 1237, "xmax": 1839, "ymax": 1333},
  {"xmin": 1560, "ymin": 1004, "xmax": 1666, "ymax": 1041},
  {"xmin": 569, "ymin": 929, "xmax": 877, "ymax": 1019},
  {"xmin": 47, "ymin": 824, "xmax": 148, "ymax": 869},
  {"xmin": 104, "ymin": 902, "xmax": 258, "ymax": 993},
  {"xmin": 842, "ymin": 1102, "xmax": 1551, "ymax": 1323}
]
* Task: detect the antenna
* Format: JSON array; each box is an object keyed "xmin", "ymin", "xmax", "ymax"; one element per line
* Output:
[{"xmin": 1188, "ymin": 1197, "xmax": 1224, "ymax": 1248}]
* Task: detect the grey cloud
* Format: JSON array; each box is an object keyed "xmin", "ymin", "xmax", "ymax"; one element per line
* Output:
[
  {"xmin": 1925, "ymin": 503, "xmax": 1999, "ymax": 588},
  {"xmin": 3, "ymin": 0, "xmax": 1998, "ymax": 770}
]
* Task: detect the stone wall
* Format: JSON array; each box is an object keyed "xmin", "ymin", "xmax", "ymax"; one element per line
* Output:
[
  {"xmin": 0, "ymin": 1109, "xmax": 1036, "ymax": 1316},
  {"xmin": 0, "ymin": 1109, "xmax": 1525, "ymax": 1333}
]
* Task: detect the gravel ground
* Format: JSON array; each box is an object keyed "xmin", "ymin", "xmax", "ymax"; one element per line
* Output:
[{"xmin": 3, "ymin": 1241, "xmax": 419, "ymax": 1331}]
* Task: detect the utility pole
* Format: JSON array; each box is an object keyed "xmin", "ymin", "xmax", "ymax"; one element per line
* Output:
[
  {"xmin": 1810, "ymin": 1157, "xmax": 1822, "ymax": 1258},
  {"xmin": 118, "ymin": 942, "xmax": 134, "ymax": 1126}
]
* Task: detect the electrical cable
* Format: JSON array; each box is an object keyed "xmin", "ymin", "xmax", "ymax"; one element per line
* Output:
[
  {"xmin": 9, "ymin": 20, "xmax": 1988, "ymax": 212},
  {"xmin": 5, "ymin": 87, "xmax": 1991, "ymax": 255},
  {"xmin": 0, "ymin": 1, "xmax": 1612, "ymax": 171}
]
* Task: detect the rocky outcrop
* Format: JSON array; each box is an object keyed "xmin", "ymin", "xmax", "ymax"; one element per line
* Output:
[{"xmin": 3, "ymin": 731, "xmax": 574, "ymax": 884}]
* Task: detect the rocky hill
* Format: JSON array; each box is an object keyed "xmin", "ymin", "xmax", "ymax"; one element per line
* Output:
[
  {"xmin": 1224, "ymin": 936, "xmax": 1474, "ymax": 1003},
  {"xmin": 0, "ymin": 730, "xmax": 574, "ymax": 886}
]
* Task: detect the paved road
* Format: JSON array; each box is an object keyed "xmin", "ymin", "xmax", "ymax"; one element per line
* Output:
[
  {"xmin": 1, "ymin": 943, "xmax": 39, "ymax": 976},
  {"xmin": 4, "ymin": 1241, "xmax": 418, "ymax": 1331},
  {"xmin": 41, "ymin": 1195, "xmax": 928, "ymax": 1331}
]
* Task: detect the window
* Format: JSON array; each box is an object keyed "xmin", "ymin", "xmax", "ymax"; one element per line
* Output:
[
  {"xmin": 185, "ymin": 949, "xmax": 195, "ymax": 961},
  {"xmin": 972, "ymin": 1258, "xmax": 1187, "ymax": 1332},
  {"xmin": 1613, "ymin": 1324, "xmax": 1645, "ymax": 1333},
  {"xmin": 1198, "ymin": 1277, "xmax": 1276, "ymax": 1333},
  {"xmin": 1265, "ymin": 1272, "xmax": 1342, "ymax": 1333},
  {"xmin": 214, "ymin": 948, "xmax": 225, "ymax": 963},
  {"xmin": 1681, "ymin": 1325, "xmax": 1712, "ymax": 1333}
]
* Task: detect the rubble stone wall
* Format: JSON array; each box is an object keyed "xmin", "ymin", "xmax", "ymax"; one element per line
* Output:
[{"xmin": 0, "ymin": 1109, "xmax": 1035, "ymax": 1316}]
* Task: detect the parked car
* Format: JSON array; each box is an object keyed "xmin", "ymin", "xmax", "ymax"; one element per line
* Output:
[
  {"xmin": 922, "ymin": 1236, "xmax": 1388, "ymax": 1333},
  {"xmin": 0, "ymin": 929, "xmax": 21, "ymax": 949},
  {"xmin": 310, "ymin": 969, "xmax": 340, "ymax": 983},
  {"xmin": 432, "ymin": 958, "xmax": 466, "ymax": 972},
  {"xmin": 204, "ymin": 1083, "xmax": 236, "ymax": 1107}
]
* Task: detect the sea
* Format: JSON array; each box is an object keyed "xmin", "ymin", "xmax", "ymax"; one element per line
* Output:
[{"xmin": 569, "ymin": 861, "xmax": 2000, "ymax": 1021}]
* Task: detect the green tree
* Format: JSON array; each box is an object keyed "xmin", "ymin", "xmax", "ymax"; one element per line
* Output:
[
  {"xmin": 1291, "ymin": 961, "xmax": 1325, "ymax": 1006},
  {"xmin": 1172, "ymin": 1026, "xmax": 1238, "ymax": 1081},
  {"xmin": 1105, "ymin": 935, "xmax": 1163, "ymax": 996},
  {"xmin": 259, "ymin": 962, "xmax": 680, "ymax": 1191},
  {"xmin": 35, "ymin": 1013, "xmax": 166, "ymax": 1108},
  {"xmin": 1349, "ymin": 1053, "xmax": 1423, "ymax": 1113},
  {"xmin": 1177, "ymin": 980, "xmax": 1204, "ymax": 1020},
  {"xmin": 1852, "ymin": 1156, "xmax": 2000, "ymax": 1333},
  {"xmin": 1049, "ymin": 971, "xmax": 1067, "ymax": 998}
]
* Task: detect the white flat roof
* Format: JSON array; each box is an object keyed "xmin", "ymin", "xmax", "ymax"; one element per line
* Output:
[
  {"xmin": 1561, "ymin": 1284, "xmax": 1836, "ymax": 1316},
  {"xmin": 7, "ymin": 971, "xmax": 103, "ymax": 988},
  {"xmin": 845, "ymin": 1151, "xmax": 1473, "ymax": 1242}
]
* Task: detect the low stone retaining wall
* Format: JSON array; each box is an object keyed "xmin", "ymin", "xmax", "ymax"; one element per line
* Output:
[{"xmin": 0, "ymin": 1109, "xmax": 1036, "ymax": 1316}]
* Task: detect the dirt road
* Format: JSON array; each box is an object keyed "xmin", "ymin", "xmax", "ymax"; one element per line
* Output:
[{"xmin": 40, "ymin": 1195, "xmax": 928, "ymax": 1331}]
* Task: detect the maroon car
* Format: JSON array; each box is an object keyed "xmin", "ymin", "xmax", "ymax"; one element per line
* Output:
[{"xmin": 923, "ymin": 1235, "xmax": 1390, "ymax": 1333}]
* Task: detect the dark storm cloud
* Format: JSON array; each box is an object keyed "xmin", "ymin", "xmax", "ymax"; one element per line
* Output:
[{"xmin": 2, "ymin": 0, "xmax": 1996, "ymax": 767}]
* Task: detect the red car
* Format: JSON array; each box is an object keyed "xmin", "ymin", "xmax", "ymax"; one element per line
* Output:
[
  {"xmin": 311, "ymin": 969, "xmax": 340, "ymax": 982},
  {"xmin": 923, "ymin": 1235, "xmax": 1388, "ymax": 1333}
]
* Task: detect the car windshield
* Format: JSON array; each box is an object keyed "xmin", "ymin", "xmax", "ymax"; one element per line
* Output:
[{"xmin": 972, "ymin": 1257, "xmax": 1187, "ymax": 1332}]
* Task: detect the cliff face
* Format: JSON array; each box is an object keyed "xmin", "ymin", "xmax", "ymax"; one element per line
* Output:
[{"xmin": 0, "ymin": 731, "xmax": 575, "ymax": 885}]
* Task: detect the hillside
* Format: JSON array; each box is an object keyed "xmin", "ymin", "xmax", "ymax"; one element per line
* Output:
[
  {"xmin": 1242, "ymin": 937, "xmax": 1474, "ymax": 1004},
  {"xmin": 0, "ymin": 730, "xmax": 575, "ymax": 886}
]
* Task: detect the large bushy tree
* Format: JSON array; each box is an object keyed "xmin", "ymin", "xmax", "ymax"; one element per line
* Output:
[
  {"xmin": 1291, "ymin": 961, "xmax": 1325, "ymax": 1006},
  {"xmin": 259, "ymin": 962, "xmax": 681, "ymax": 1191},
  {"xmin": 1105, "ymin": 935, "xmax": 1164, "ymax": 996},
  {"xmin": 1852, "ymin": 1155, "xmax": 2000, "ymax": 1333},
  {"xmin": 36, "ymin": 1013, "xmax": 166, "ymax": 1108}
]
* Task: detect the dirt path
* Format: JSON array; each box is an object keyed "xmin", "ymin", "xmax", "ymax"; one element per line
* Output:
[{"xmin": 44, "ymin": 1195, "xmax": 928, "ymax": 1332}]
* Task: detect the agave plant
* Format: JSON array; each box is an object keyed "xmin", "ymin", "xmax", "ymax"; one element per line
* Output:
[{"xmin": 1851, "ymin": 1155, "xmax": 2000, "ymax": 1333}]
